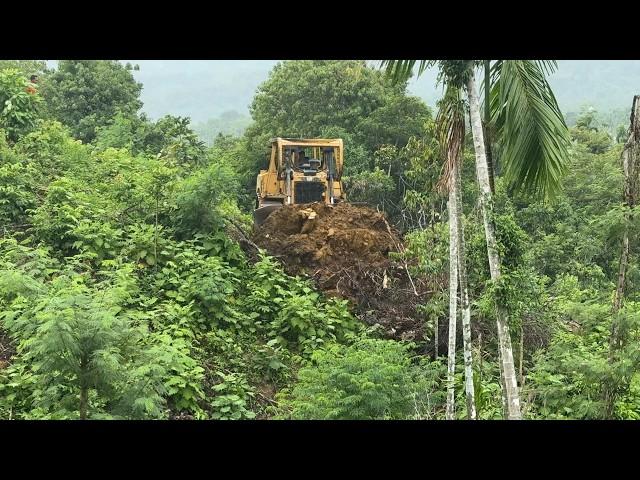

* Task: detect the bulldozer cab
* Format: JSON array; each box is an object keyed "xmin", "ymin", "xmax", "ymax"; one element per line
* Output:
[
  {"xmin": 290, "ymin": 147, "xmax": 320, "ymax": 171},
  {"xmin": 275, "ymin": 139, "xmax": 342, "ymax": 176}
]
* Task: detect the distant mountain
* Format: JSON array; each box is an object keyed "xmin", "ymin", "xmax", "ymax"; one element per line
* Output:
[
  {"xmin": 406, "ymin": 60, "xmax": 640, "ymax": 120},
  {"xmin": 127, "ymin": 60, "xmax": 279, "ymax": 123},
  {"xmin": 193, "ymin": 110, "xmax": 252, "ymax": 146},
  {"xmin": 47, "ymin": 60, "xmax": 640, "ymax": 128},
  {"xmin": 549, "ymin": 60, "xmax": 640, "ymax": 115}
]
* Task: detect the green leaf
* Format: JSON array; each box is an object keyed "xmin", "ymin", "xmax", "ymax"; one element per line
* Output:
[{"xmin": 490, "ymin": 60, "xmax": 570, "ymax": 200}]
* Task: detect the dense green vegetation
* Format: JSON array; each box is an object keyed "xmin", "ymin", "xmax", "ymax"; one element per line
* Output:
[{"xmin": 1, "ymin": 60, "xmax": 639, "ymax": 420}]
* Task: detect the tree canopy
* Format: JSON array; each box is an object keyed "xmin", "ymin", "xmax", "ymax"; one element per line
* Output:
[{"xmin": 41, "ymin": 60, "xmax": 143, "ymax": 143}]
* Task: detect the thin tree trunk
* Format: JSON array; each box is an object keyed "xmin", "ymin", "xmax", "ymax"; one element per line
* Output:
[
  {"xmin": 453, "ymin": 157, "xmax": 476, "ymax": 419},
  {"xmin": 80, "ymin": 386, "xmax": 88, "ymax": 420},
  {"xmin": 603, "ymin": 232, "xmax": 628, "ymax": 419},
  {"xmin": 613, "ymin": 235, "xmax": 630, "ymax": 315},
  {"xmin": 604, "ymin": 95, "xmax": 640, "ymax": 418},
  {"xmin": 612, "ymin": 98, "xmax": 639, "ymax": 314},
  {"xmin": 434, "ymin": 318, "xmax": 439, "ymax": 359},
  {"xmin": 446, "ymin": 186, "xmax": 459, "ymax": 420},
  {"xmin": 432, "ymin": 206, "xmax": 439, "ymax": 359},
  {"xmin": 497, "ymin": 343, "xmax": 508, "ymax": 417},
  {"xmin": 155, "ymin": 196, "xmax": 159, "ymax": 273},
  {"xmin": 519, "ymin": 322, "xmax": 524, "ymax": 388},
  {"xmin": 466, "ymin": 71, "xmax": 522, "ymax": 420},
  {"xmin": 478, "ymin": 330, "xmax": 483, "ymax": 373}
]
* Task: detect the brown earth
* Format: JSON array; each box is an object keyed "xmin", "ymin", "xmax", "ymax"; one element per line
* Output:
[
  {"xmin": 0, "ymin": 330, "xmax": 15, "ymax": 370},
  {"xmin": 251, "ymin": 202, "xmax": 431, "ymax": 341}
]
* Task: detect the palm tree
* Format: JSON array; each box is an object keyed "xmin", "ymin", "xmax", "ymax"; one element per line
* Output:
[
  {"xmin": 437, "ymin": 85, "xmax": 476, "ymax": 420},
  {"xmin": 382, "ymin": 59, "xmax": 570, "ymax": 420}
]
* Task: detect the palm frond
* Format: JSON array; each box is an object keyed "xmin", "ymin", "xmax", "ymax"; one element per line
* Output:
[
  {"xmin": 435, "ymin": 85, "xmax": 466, "ymax": 194},
  {"xmin": 490, "ymin": 60, "xmax": 570, "ymax": 200},
  {"xmin": 535, "ymin": 60, "xmax": 558, "ymax": 76},
  {"xmin": 379, "ymin": 60, "xmax": 435, "ymax": 84}
]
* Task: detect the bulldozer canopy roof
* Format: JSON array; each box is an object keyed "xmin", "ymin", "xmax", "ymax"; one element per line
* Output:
[{"xmin": 271, "ymin": 138, "xmax": 343, "ymax": 148}]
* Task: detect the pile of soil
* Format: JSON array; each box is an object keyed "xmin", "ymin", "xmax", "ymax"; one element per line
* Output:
[{"xmin": 252, "ymin": 202, "xmax": 430, "ymax": 341}]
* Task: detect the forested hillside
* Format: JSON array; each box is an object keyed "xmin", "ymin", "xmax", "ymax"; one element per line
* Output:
[{"xmin": 1, "ymin": 59, "xmax": 639, "ymax": 420}]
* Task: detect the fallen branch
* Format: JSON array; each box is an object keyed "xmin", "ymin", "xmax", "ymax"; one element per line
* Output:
[
  {"xmin": 255, "ymin": 390, "xmax": 278, "ymax": 406},
  {"xmin": 223, "ymin": 216, "xmax": 261, "ymax": 252}
]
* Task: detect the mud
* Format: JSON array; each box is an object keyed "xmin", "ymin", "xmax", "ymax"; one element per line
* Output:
[{"xmin": 252, "ymin": 202, "xmax": 430, "ymax": 341}]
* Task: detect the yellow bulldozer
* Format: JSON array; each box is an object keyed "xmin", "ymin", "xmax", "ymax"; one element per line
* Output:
[{"xmin": 253, "ymin": 137, "xmax": 346, "ymax": 225}]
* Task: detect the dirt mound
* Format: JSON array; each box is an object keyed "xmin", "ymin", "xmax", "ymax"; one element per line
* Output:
[{"xmin": 252, "ymin": 203, "xmax": 429, "ymax": 341}]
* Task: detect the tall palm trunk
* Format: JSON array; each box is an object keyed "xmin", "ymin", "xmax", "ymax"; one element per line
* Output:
[
  {"xmin": 466, "ymin": 71, "xmax": 522, "ymax": 420},
  {"xmin": 453, "ymin": 158, "xmax": 477, "ymax": 419},
  {"xmin": 446, "ymin": 185, "xmax": 458, "ymax": 420}
]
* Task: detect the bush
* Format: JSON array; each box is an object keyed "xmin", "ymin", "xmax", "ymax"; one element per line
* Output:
[{"xmin": 278, "ymin": 336, "xmax": 422, "ymax": 419}]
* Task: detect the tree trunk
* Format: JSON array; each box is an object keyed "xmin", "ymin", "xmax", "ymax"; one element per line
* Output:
[
  {"xmin": 613, "ymin": 234, "xmax": 630, "ymax": 316},
  {"xmin": 519, "ymin": 322, "xmax": 524, "ymax": 388},
  {"xmin": 466, "ymin": 71, "xmax": 522, "ymax": 420},
  {"xmin": 604, "ymin": 95, "xmax": 640, "ymax": 418},
  {"xmin": 434, "ymin": 318, "xmax": 439, "ymax": 359},
  {"xmin": 612, "ymin": 97, "xmax": 639, "ymax": 314},
  {"xmin": 155, "ymin": 197, "xmax": 159, "ymax": 272},
  {"xmin": 453, "ymin": 157, "xmax": 477, "ymax": 419},
  {"xmin": 80, "ymin": 386, "xmax": 88, "ymax": 420},
  {"xmin": 446, "ymin": 185, "xmax": 459, "ymax": 420},
  {"xmin": 433, "ymin": 205, "xmax": 439, "ymax": 359}
]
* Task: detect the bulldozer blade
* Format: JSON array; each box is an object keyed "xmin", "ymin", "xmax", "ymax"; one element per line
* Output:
[{"xmin": 254, "ymin": 203, "xmax": 283, "ymax": 226}]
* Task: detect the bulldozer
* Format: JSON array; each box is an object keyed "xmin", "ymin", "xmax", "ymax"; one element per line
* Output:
[{"xmin": 253, "ymin": 137, "xmax": 346, "ymax": 225}]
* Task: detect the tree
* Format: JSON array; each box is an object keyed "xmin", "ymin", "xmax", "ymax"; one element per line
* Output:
[
  {"xmin": 612, "ymin": 96, "xmax": 640, "ymax": 313},
  {"xmin": 246, "ymin": 60, "xmax": 430, "ymax": 153},
  {"xmin": 382, "ymin": 59, "xmax": 570, "ymax": 419},
  {"xmin": 570, "ymin": 108, "xmax": 613, "ymax": 154},
  {"xmin": 1, "ymin": 266, "xmax": 169, "ymax": 419},
  {"xmin": 41, "ymin": 61, "xmax": 143, "ymax": 143},
  {"xmin": 437, "ymin": 85, "xmax": 476, "ymax": 419},
  {"xmin": 356, "ymin": 95, "xmax": 432, "ymax": 151},
  {"xmin": 467, "ymin": 70, "xmax": 522, "ymax": 418},
  {"xmin": 248, "ymin": 61, "xmax": 403, "ymax": 141},
  {"xmin": 435, "ymin": 86, "xmax": 476, "ymax": 419},
  {"xmin": 95, "ymin": 113, "xmax": 207, "ymax": 166},
  {"xmin": 604, "ymin": 95, "xmax": 640, "ymax": 417}
]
